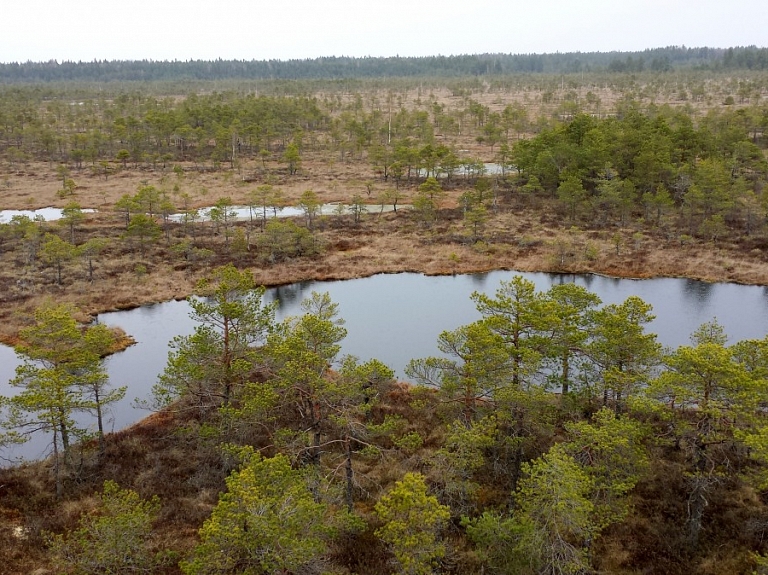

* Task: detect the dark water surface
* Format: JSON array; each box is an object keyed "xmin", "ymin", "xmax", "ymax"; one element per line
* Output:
[{"xmin": 3, "ymin": 271, "xmax": 768, "ymax": 461}]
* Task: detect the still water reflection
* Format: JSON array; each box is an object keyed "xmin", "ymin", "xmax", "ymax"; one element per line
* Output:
[
  {"xmin": 0, "ymin": 207, "xmax": 96, "ymax": 223},
  {"xmin": 3, "ymin": 271, "xmax": 768, "ymax": 461}
]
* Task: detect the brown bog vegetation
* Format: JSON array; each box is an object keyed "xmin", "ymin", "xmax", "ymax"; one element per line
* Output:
[{"xmin": 2, "ymin": 60, "xmax": 768, "ymax": 574}]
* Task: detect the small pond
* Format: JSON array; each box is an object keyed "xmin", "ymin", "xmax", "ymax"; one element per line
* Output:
[{"xmin": 3, "ymin": 270, "xmax": 768, "ymax": 461}]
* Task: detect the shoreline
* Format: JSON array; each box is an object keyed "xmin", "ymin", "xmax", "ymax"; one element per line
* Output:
[
  {"xmin": 11, "ymin": 257, "xmax": 765, "ymax": 333},
  {"xmin": 4, "ymin": 198, "xmax": 768, "ymax": 343}
]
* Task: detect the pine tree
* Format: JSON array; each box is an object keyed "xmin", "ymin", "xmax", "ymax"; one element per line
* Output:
[
  {"xmin": 182, "ymin": 452, "xmax": 329, "ymax": 575},
  {"xmin": 2, "ymin": 302, "xmax": 124, "ymax": 493},
  {"xmin": 47, "ymin": 480, "xmax": 167, "ymax": 575},
  {"xmin": 151, "ymin": 265, "xmax": 275, "ymax": 411},
  {"xmin": 375, "ymin": 472, "xmax": 451, "ymax": 575}
]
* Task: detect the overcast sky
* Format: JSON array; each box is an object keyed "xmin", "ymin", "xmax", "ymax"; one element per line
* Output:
[{"xmin": 1, "ymin": 0, "xmax": 766, "ymax": 63}]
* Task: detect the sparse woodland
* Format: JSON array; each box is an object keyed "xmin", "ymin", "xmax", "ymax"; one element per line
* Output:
[{"xmin": 2, "ymin": 51, "xmax": 768, "ymax": 574}]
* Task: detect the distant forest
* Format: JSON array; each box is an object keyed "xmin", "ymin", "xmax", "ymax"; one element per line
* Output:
[{"xmin": 1, "ymin": 46, "xmax": 768, "ymax": 83}]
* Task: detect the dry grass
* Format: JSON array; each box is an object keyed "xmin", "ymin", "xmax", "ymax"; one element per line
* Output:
[
  {"xmin": 0, "ymin": 75, "xmax": 755, "ymax": 213},
  {"xmin": 4, "ymin": 169, "xmax": 768, "ymax": 343},
  {"xmin": 0, "ymin": 152, "xmax": 415, "ymax": 212}
]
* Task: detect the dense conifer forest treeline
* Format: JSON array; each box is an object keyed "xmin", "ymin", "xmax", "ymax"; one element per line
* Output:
[{"xmin": 1, "ymin": 46, "xmax": 768, "ymax": 83}]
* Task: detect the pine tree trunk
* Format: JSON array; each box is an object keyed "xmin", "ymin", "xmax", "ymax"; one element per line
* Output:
[{"xmin": 345, "ymin": 437, "xmax": 354, "ymax": 512}]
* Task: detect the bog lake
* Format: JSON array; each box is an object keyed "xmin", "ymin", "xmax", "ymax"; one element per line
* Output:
[{"xmin": 4, "ymin": 270, "xmax": 768, "ymax": 461}]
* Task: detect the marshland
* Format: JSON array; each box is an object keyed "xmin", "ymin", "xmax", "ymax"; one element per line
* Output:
[{"xmin": 3, "ymin": 49, "xmax": 768, "ymax": 574}]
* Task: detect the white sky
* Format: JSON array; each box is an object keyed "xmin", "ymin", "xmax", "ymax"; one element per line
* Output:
[{"xmin": 1, "ymin": 0, "xmax": 766, "ymax": 63}]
